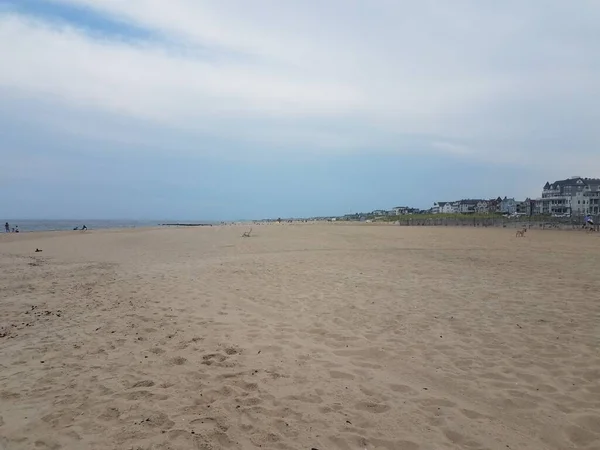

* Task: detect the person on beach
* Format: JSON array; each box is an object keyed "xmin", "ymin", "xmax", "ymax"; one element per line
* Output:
[
  {"xmin": 4, "ymin": 222, "xmax": 8, "ymax": 233},
  {"xmin": 585, "ymin": 215, "xmax": 594, "ymax": 230}
]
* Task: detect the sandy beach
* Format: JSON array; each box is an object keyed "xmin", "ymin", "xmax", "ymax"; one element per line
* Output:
[{"xmin": 1, "ymin": 224, "xmax": 600, "ymax": 450}]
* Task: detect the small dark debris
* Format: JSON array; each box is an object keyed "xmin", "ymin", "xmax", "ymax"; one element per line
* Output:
[
  {"xmin": 95, "ymin": 327, "xmax": 101, "ymax": 331},
  {"xmin": 258, "ymin": 350, "xmax": 261, "ymax": 354},
  {"xmin": 440, "ymin": 335, "xmax": 443, "ymax": 338},
  {"xmin": 346, "ymin": 420, "xmax": 352, "ymax": 425},
  {"xmin": 236, "ymin": 405, "xmax": 240, "ymax": 408},
  {"xmin": 423, "ymin": 388, "xmax": 428, "ymax": 390},
  {"xmin": 40, "ymin": 361, "xmax": 45, "ymax": 364},
  {"xmin": 145, "ymin": 356, "xmax": 148, "ymax": 359},
  {"xmin": 161, "ymin": 431, "xmax": 166, "ymax": 434},
  {"xmin": 191, "ymin": 431, "xmax": 195, "ymax": 434},
  {"xmin": 516, "ymin": 324, "xmax": 522, "ymax": 329}
]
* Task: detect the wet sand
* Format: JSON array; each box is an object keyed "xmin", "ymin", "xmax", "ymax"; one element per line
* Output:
[{"xmin": 1, "ymin": 224, "xmax": 600, "ymax": 449}]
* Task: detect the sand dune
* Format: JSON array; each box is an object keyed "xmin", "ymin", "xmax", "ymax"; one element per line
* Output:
[{"xmin": 1, "ymin": 224, "xmax": 600, "ymax": 449}]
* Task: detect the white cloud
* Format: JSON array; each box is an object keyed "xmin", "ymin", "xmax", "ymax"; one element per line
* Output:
[{"xmin": 1, "ymin": 0, "xmax": 599, "ymax": 165}]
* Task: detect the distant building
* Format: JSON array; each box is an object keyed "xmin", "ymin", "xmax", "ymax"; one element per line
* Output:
[
  {"xmin": 432, "ymin": 202, "xmax": 457, "ymax": 214},
  {"xmin": 476, "ymin": 200, "xmax": 489, "ymax": 213},
  {"xmin": 391, "ymin": 206, "xmax": 415, "ymax": 215},
  {"xmin": 372, "ymin": 209, "xmax": 389, "ymax": 217},
  {"xmin": 535, "ymin": 177, "xmax": 600, "ymax": 216},
  {"xmin": 516, "ymin": 199, "xmax": 534, "ymax": 216},
  {"xmin": 456, "ymin": 199, "xmax": 483, "ymax": 214},
  {"xmin": 500, "ymin": 197, "xmax": 517, "ymax": 214}
]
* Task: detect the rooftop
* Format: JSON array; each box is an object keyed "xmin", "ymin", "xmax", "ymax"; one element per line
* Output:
[{"xmin": 544, "ymin": 177, "xmax": 600, "ymax": 189}]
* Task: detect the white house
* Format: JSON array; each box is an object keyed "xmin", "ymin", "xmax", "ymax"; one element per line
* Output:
[
  {"xmin": 500, "ymin": 197, "xmax": 517, "ymax": 214},
  {"xmin": 536, "ymin": 177, "xmax": 600, "ymax": 216},
  {"xmin": 441, "ymin": 203, "xmax": 456, "ymax": 213},
  {"xmin": 432, "ymin": 202, "xmax": 456, "ymax": 214},
  {"xmin": 476, "ymin": 200, "xmax": 489, "ymax": 213}
]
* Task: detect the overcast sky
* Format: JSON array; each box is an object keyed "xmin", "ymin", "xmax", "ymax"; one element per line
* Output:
[{"xmin": 1, "ymin": 0, "xmax": 599, "ymax": 220}]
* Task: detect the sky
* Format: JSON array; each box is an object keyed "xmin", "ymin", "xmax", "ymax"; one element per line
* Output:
[{"xmin": 1, "ymin": 1, "xmax": 599, "ymax": 220}]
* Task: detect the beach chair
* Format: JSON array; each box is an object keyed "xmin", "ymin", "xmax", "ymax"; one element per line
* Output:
[{"xmin": 242, "ymin": 228, "xmax": 252, "ymax": 237}]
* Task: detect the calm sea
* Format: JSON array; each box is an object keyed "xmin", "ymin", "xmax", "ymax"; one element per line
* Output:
[{"xmin": 2, "ymin": 220, "xmax": 195, "ymax": 233}]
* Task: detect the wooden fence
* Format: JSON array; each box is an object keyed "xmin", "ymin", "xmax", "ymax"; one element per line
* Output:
[{"xmin": 394, "ymin": 215, "xmax": 599, "ymax": 231}]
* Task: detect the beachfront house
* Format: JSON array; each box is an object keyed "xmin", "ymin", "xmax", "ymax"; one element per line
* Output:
[
  {"xmin": 432, "ymin": 202, "xmax": 445, "ymax": 214},
  {"xmin": 391, "ymin": 206, "xmax": 415, "ymax": 215},
  {"xmin": 476, "ymin": 200, "xmax": 490, "ymax": 213},
  {"xmin": 535, "ymin": 177, "xmax": 600, "ymax": 216},
  {"xmin": 432, "ymin": 202, "xmax": 456, "ymax": 214},
  {"xmin": 516, "ymin": 199, "xmax": 534, "ymax": 216},
  {"xmin": 441, "ymin": 203, "xmax": 456, "ymax": 214},
  {"xmin": 454, "ymin": 199, "xmax": 480, "ymax": 214},
  {"xmin": 372, "ymin": 209, "xmax": 389, "ymax": 217},
  {"xmin": 500, "ymin": 197, "xmax": 517, "ymax": 215}
]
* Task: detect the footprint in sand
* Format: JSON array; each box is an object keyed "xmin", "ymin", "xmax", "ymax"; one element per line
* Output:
[
  {"xmin": 329, "ymin": 370, "xmax": 355, "ymax": 380},
  {"xmin": 130, "ymin": 380, "xmax": 155, "ymax": 388},
  {"xmin": 170, "ymin": 356, "xmax": 187, "ymax": 366},
  {"xmin": 355, "ymin": 401, "xmax": 391, "ymax": 413}
]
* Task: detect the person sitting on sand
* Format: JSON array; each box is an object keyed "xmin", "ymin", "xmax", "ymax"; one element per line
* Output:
[{"xmin": 81, "ymin": 225, "xmax": 87, "ymax": 231}]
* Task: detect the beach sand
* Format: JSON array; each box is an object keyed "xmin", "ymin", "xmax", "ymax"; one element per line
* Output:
[{"xmin": 1, "ymin": 224, "xmax": 600, "ymax": 450}]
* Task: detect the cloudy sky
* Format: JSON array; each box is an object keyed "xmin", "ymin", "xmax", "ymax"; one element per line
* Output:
[{"xmin": 1, "ymin": 1, "xmax": 599, "ymax": 220}]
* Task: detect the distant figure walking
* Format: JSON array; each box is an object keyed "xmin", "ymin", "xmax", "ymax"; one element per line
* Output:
[
  {"xmin": 15, "ymin": 225, "xmax": 19, "ymax": 233},
  {"xmin": 81, "ymin": 225, "xmax": 87, "ymax": 231},
  {"xmin": 4, "ymin": 222, "xmax": 9, "ymax": 233}
]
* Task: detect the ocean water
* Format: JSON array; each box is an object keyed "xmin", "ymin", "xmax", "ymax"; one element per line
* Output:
[{"xmin": 2, "ymin": 220, "xmax": 164, "ymax": 233}]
